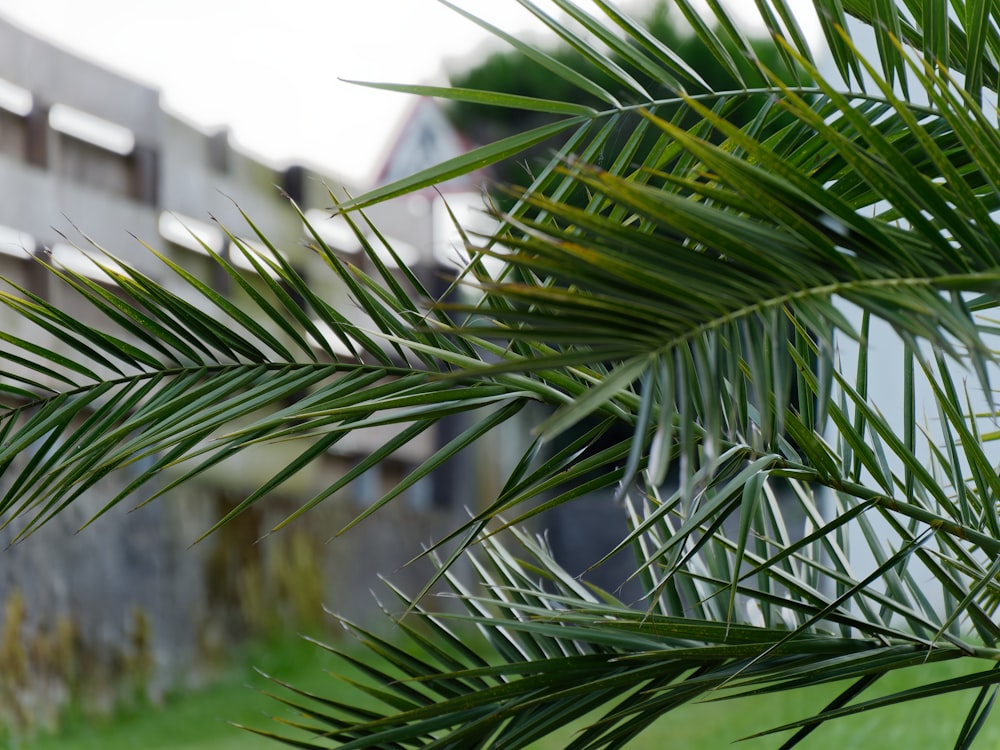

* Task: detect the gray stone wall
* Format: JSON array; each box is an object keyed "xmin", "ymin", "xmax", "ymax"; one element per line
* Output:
[{"xmin": 0, "ymin": 446, "xmax": 473, "ymax": 728}]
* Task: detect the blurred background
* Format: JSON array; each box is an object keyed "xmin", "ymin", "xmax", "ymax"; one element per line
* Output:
[
  {"xmin": 0, "ymin": 0, "xmax": 825, "ymax": 741},
  {"xmin": 0, "ymin": 1, "xmax": 557, "ymax": 184}
]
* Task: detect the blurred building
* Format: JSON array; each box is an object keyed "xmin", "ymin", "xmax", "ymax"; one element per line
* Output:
[{"xmin": 0, "ymin": 13, "xmax": 494, "ymax": 721}]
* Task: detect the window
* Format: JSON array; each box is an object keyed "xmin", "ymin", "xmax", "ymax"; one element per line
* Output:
[
  {"xmin": 49, "ymin": 104, "xmax": 157, "ymax": 203},
  {"xmin": 49, "ymin": 104, "xmax": 135, "ymax": 155},
  {"xmin": 0, "ymin": 77, "xmax": 32, "ymax": 161}
]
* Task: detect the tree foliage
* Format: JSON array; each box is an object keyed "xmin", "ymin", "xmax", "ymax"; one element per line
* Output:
[
  {"xmin": 4, "ymin": 0, "xmax": 1000, "ymax": 747},
  {"xmin": 446, "ymin": 0, "xmax": 797, "ymax": 195}
]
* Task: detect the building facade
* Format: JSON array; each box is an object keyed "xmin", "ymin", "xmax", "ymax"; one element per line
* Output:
[{"xmin": 0, "ymin": 14, "xmax": 488, "ymax": 724}]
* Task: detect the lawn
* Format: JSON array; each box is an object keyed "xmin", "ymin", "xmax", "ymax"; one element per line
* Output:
[{"xmin": 7, "ymin": 634, "xmax": 1000, "ymax": 749}]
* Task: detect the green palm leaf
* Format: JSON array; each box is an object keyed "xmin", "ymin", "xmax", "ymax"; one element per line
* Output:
[{"xmin": 4, "ymin": 1, "xmax": 1000, "ymax": 746}]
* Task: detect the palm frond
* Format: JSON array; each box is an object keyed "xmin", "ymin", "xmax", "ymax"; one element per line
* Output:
[
  {"xmin": 4, "ymin": 1, "xmax": 1000, "ymax": 745},
  {"xmin": 252, "ymin": 527, "xmax": 993, "ymax": 749}
]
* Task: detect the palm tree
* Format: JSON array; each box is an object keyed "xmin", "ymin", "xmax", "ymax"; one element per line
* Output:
[{"xmin": 3, "ymin": 0, "xmax": 1000, "ymax": 746}]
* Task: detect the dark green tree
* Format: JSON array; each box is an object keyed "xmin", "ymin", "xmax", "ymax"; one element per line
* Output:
[{"xmin": 447, "ymin": 1, "xmax": 798, "ymax": 200}]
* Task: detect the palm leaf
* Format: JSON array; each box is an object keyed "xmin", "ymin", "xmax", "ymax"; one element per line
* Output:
[
  {"xmin": 3, "ymin": 1, "xmax": 1000, "ymax": 746},
  {"xmin": 255, "ymin": 527, "xmax": 987, "ymax": 749}
]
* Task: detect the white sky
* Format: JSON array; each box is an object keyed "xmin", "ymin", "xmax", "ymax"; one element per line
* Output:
[{"xmin": 0, "ymin": 1, "xmax": 817, "ymax": 186}]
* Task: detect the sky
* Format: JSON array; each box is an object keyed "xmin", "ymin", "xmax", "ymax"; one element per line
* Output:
[
  {"xmin": 0, "ymin": 1, "xmax": 816, "ymax": 186},
  {"xmin": 0, "ymin": 1, "xmax": 559, "ymax": 184}
]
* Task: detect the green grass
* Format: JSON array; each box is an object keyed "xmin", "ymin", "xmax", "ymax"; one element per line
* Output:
[
  {"xmin": 530, "ymin": 659, "xmax": 1000, "ymax": 748},
  {"xmin": 4, "ymin": 634, "xmax": 341, "ymax": 750},
  {"xmin": 7, "ymin": 634, "xmax": 1000, "ymax": 749}
]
